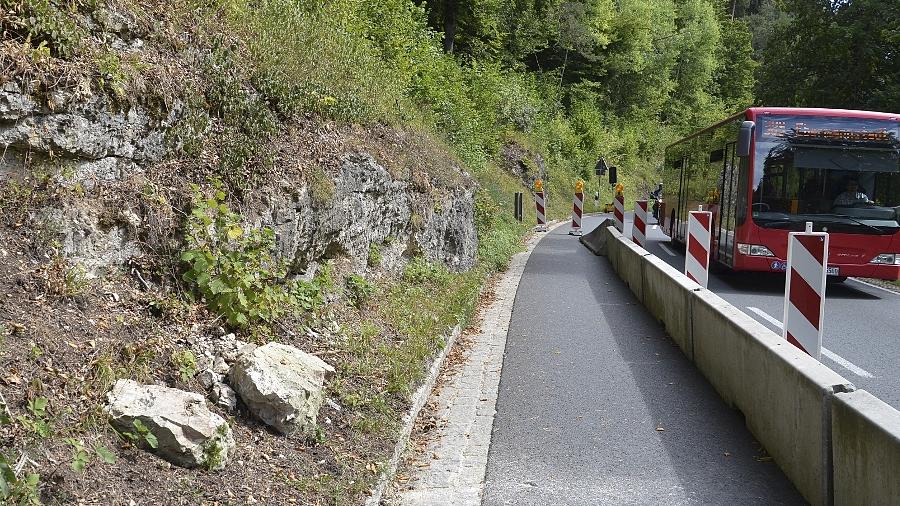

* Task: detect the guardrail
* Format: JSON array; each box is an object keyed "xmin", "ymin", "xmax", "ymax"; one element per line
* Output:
[{"xmin": 582, "ymin": 221, "xmax": 900, "ymax": 506}]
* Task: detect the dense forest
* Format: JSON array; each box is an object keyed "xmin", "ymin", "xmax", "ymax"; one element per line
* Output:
[{"xmin": 298, "ymin": 0, "xmax": 897, "ymax": 189}]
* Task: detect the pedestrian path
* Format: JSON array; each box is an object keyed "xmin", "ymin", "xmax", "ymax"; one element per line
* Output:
[
  {"xmin": 393, "ymin": 216, "xmax": 804, "ymax": 505},
  {"xmin": 482, "ymin": 216, "xmax": 803, "ymax": 505},
  {"xmin": 392, "ymin": 227, "xmax": 550, "ymax": 505}
]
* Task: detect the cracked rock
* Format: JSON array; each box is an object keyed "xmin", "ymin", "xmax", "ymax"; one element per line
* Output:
[
  {"xmin": 211, "ymin": 383, "xmax": 238, "ymax": 412},
  {"xmin": 105, "ymin": 379, "xmax": 235, "ymax": 470},
  {"xmin": 229, "ymin": 343, "xmax": 334, "ymax": 435}
]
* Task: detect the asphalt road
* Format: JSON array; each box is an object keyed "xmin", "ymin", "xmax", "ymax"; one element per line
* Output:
[
  {"xmin": 628, "ymin": 213, "xmax": 900, "ymax": 410},
  {"xmin": 482, "ymin": 216, "xmax": 804, "ymax": 505}
]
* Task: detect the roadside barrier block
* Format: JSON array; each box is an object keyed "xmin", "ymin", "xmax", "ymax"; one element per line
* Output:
[
  {"xmin": 691, "ymin": 289, "xmax": 854, "ymax": 506},
  {"xmin": 832, "ymin": 390, "xmax": 900, "ymax": 506},
  {"xmin": 579, "ymin": 218, "xmax": 614, "ymax": 256},
  {"xmin": 615, "ymin": 235, "xmax": 650, "ymax": 303},
  {"xmin": 603, "ymin": 225, "xmax": 623, "ymax": 273},
  {"xmin": 641, "ymin": 254, "xmax": 699, "ymax": 360}
]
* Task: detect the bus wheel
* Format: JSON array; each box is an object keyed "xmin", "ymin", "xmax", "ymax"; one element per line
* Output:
[{"xmin": 828, "ymin": 276, "xmax": 848, "ymax": 284}]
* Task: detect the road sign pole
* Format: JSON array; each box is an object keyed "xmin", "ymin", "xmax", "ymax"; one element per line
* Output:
[{"xmin": 783, "ymin": 221, "xmax": 828, "ymax": 360}]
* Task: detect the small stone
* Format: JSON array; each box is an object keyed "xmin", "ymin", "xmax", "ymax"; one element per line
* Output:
[
  {"xmin": 211, "ymin": 383, "xmax": 238, "ymax": 412},
  {"xmin": 198, "ymin": 369, "xmax": 222, "ymax": 390},
  {"xmin": 212, "ymin": 356, "xmax": 230, "ymax": 375},
  {"xmin": 325, "ymin": 398, "xmax": 342, "ymax": 412}
]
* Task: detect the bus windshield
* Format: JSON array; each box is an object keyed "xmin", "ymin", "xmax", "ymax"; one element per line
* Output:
[{"xmin": 752, "ymin": 115, "xmax": 900, "ymax": 234}]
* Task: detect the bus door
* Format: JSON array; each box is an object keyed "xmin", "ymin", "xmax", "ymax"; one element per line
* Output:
[
  {"xmin": 716, "ymin": 142, "xmax": 738, "ymax": 266},
  {"xmin": 676, "ymin": 155, "xmax": 689, "ymax": 242}
]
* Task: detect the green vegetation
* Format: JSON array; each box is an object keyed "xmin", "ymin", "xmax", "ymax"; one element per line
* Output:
[
  {"xmin": 65, "ymin": 439, "xmax": 115, "ymax": 473},
  {"xmin": 0, "ymin": 392, "xmax": 40, "ymax": 505},
  {"xmin": 18, "ymin": 397, "xmax": 50, "ymax": 439},
  {"xmin": 116, "ymin": 419, "xmax": 159, "ymax": 450},
  {"xmin": 181, "ymin": 183, "xmax": 324, "ymax": 329},
  {"xmin": 751, "ymin": 0, "xmax": 898, "ymax": 111},
  {"xmin": 367, "ymin": 244, "xmax": 382, "ymax": 268},
  {"xmin": 170, "ymin": 350, "xmax": 198, "ymax": 383},
  {"xmin": 344, "ymin": 274, "xmax": 376, "ymax": 309}
]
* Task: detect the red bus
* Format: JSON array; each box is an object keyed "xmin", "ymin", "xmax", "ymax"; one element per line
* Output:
[{"xmin": 662, "ymin": 107, "xmax": 900, "ymax": 281}]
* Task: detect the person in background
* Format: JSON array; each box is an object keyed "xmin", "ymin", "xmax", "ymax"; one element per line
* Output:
[{"xmin": 833, "ymin": 178, "xmax": 873, "ymax": 207}]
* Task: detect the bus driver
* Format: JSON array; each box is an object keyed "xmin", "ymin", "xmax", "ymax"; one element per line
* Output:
[{"xmin": 833, "ymin": 178, "xmax": 873, "ymax": 207}]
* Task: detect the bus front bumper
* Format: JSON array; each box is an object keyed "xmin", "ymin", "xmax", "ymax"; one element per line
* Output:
[{"xmin": 732, "ymin": 254, "xmax": 900, "ymax": 281}]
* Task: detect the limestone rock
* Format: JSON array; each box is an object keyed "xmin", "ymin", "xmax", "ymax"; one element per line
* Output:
[
  {"xmin": 212, "ymin": 356, "xmax": 230, "ymax": 375},
  {"xmin": 105, "ymin": 379, "xmax": 235, "ymax": 470},
  {"xmin": 211, "ymin": 383, "xmax": 238, "ymax": 412},
  {"xmin": 197, "ymin": 369, "xmax": 222, "ymax": 390},
  {"xmin": 229, "ymin": 343, "xmax": 334, "ymax": 435}
]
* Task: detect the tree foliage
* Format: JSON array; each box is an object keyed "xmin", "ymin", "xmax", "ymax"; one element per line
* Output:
[{"xmin": 753, "ymin": 0, "xmax": 898, "ymax": 111}]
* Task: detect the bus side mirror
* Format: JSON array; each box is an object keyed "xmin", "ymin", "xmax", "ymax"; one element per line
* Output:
[{"xmin": 737, "ymin": 121, "xmax": 755, "ymax": 157}]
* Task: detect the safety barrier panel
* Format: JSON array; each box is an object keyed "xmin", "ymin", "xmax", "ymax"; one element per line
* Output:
[
  {"xmin": 832, "ymin": 390, "xmax": 900, "ymax": 505},
  {"xmin": 591, "ymin": 224, "xmax": 900, "ymax": 506}
]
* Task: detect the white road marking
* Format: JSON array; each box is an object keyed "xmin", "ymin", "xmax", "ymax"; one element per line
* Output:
[
  {"xmin": 658, "ymin": 243, "xmax": 678, "ymax": 257},
  {"xmin": 848, "ymin": 278, "xmax": 900, "ymax": 297},
  {"xmin": 745, "ymin": 306, "xmax": 874, "ymax": 379}
]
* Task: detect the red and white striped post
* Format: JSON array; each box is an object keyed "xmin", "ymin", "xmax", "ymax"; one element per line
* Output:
[
  {"xmin": 632, "ymin": 200, "xmax": 648, "ymax": 247},
  {"xmin": 685, "ymin": 209, "xmax": 712, "ymax": 287},
  {"xmin": 569, "ymin": 179, "xmax": 585, "ymax": 236},
  {"xmin": 534, "ymin": 179, "xmax": 547, "ymax": 232},
  {"xmin": 783, "ymin": 222, "xmax": 828, "ymax": 360},
  {"xmin": 613, "ymin": 195, "xmax": 625, "ymax": 233}
]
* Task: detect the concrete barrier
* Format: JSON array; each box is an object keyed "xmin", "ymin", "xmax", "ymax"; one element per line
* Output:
[
  {"xmin": 641, "ymin": 254, "xmax": 699, "ymax": 360},
  {"xmin": 832, "ymin": 390, "xmax": 900, "ymax": 505},
  {"xmin": 579, "ymin": 218, "xmax": 614, "ymax": 256},
  {"xmin": 616, "ymin": 235, "xmax": 650, "ymax": 303},
  {"xmin": 691, "ymin": 289, "xmax": 854, "ymax": 505},
  {"xmin": 589, "ymin": 229, "xmax": 871, "ymax": 505},
  {"xmin": 602, "ymin": 225, "xmax": 623, "ymax": 274}
]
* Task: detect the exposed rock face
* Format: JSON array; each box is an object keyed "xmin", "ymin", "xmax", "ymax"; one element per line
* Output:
[
  {"xmin": 265, "ymin": 152, "xmax": 477, "ymax": 274},
  {"xmin": 229, "ymin": 343, "xmax": 335, "ymax": 435},
  {"xmin": 0, "ymin": 79, "xmax": 479, "ymax": 276},
  {"xmin": 0, "ymin": 81, "xmax": 174, "ymax": 163},
  {"xmin": 105, "ymin": 379, "xmax": 235, "ymax": 470}
]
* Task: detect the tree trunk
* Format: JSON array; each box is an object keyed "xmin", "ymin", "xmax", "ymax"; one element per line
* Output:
[{"xmin": 442, "ymin": 0, "xmax": 457, "ymax": 53}]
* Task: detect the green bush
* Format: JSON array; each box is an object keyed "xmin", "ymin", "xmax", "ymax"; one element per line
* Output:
[
  {"xmin": 345, "ymin": 274, "xmax": 375, "ymax": 309},
  {"xmin": 367, "ymin": 244, "xmax": 382, "ymax": 268},
  {"xmin": 1, "ymin": 0, "xmax": 90, "ymax": 58},
  {"xmin": 181, "ymin": 182, "xmax": 322, "ymax": 328}
]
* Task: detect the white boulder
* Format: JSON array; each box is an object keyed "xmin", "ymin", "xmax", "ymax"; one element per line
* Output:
[
  {"xmin": 229, "ymin": 343, "xmax": 334, "ymax": 435},
  {"xmin": 105, "ymin": 379, "xmax": 235, "ymax": 470}
]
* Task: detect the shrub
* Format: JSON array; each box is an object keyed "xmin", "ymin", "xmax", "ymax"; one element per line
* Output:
[
  {"xmin": 345, "ymin": 274, "xmax": 375, "ymax": 308},
  {"xmin": 181, "ymin": 182, "xmax": 322, "ymax": 328}
]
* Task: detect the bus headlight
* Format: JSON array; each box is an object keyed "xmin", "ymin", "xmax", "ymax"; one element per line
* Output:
[
  {"xmin": 738, "ymin": 243, "xmax": 775, "ymax": 257},
  {"xmin": 869, "ymin": 253, "xmax": 900, "ymax": 265}
]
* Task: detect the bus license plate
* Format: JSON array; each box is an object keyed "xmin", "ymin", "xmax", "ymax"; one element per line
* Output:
[{"xmin": 826, "ymin": 266, "xmax": 840, "ymax": 276}]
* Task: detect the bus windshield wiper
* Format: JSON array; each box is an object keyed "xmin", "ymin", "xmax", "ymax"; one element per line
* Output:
[{"xmin": 814, "ymin": 213, "xmax": 887, "ymax": 234}]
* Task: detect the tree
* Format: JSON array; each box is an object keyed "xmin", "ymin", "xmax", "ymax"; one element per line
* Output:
[{"xmin": 755, "ymin": 0, "xmax": 899, "ymax": 111}]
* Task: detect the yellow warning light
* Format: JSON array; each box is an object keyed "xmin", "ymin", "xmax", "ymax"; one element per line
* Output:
[
  {"xmin": 575, "ymin": 179, "xmax": 584, "ymax": 193},
  {"xmin": 615, "ymin": 183, "xmax": 624, "ymax": 196},
  {"xmin": 534, "ymin": 179, "xmax": 543, "ymax": 192}
]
